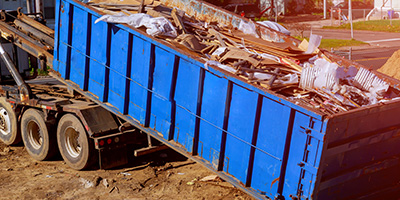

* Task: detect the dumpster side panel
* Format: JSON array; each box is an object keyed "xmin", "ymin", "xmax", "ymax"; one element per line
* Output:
[
  {"xmin": 108, "ymin": 26, "xmax": 132, "ymax": 113},
  {"xmin": 149, "ymin": 47, "xmax": 176, "ymax": 138},
  {"xmin": 250, "ymin": 99, "xmax": 291, "ymax": 197},
  {"xmin": 70, "ymin": 6, "xmax": 89, "ymax": 89},
  {"xmin": 56, "ymin": 0, "xmax": 72, "ymax": 79},
  {"xmin": 88, "ymin": 16, "xmax": 108, "ymax": 101},
  {"xmin": 198, "ymin": 71, "xmax": 228, "ymax": 169},
  {"xmin": 128, "ymin": 36, "xmax": 152, "ymax": 124},
  {"xmin": 174, "ymin": 58, "xmax": 201, "ymax": 152},
  {"xmin": 224, "ymin": 83, "xmax": 258, "ymax": 183},
  {"xmin": 108, "ymin": 27, "xmax": 131, "ymax": 113},
  {"xmin": 315, "ymin": 100, "xmax": 400, "ymax": 200},
  {"xmin": 284, "ymin": 113, "xmax": 324, "ymax": 199}
]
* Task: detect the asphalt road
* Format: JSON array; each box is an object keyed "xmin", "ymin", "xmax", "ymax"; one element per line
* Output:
[
  {"xmin": 351, "ymin": 46, "xmax": 399, "ymax": 70},
  {"xmin": 301, "ymin": 28, "xmax": 400, "ymax": 69},
  {"xmin": 304, "ymin": 29, "xmax": 400, "ymax": 47}
]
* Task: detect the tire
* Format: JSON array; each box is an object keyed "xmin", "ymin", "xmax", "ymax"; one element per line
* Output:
[
  {"xmin": 57, "ymin": 114, "xmax": 96, "ymax": 170},
  {"xmin": 0, "ymin": 97, "xmax": 20, "ymax": 145},
  {"xmin": 21, "ymin": 108, "xmax": 57, "ymax": 161}
]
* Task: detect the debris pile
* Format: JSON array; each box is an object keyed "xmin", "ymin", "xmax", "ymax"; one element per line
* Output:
[
  {"xmin": 87, "ymin": 0, "xmax": 400, "ymax": 115},
  {"xmin": 378, "ymin": 49, "xmax": 400, "ymax": 81}
]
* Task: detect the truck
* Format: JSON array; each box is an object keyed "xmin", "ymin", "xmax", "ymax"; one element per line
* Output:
[{"xmin": 1, "ymin": 0, "xmax": 400, "ymax": 199}]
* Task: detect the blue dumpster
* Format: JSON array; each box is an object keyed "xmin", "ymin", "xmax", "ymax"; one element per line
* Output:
[{"xmin": 52, "ymin": 0, "xmax": 400, "ymax": 199}]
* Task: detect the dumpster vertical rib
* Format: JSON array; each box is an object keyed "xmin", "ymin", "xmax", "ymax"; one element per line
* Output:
[
  {"xmin": 277, "ymin": 108, "xmax": 296, "ymax": 198},
  {"xmin": 145, "ymin": 44, "xmax": 156, "ymax": 127},
  {"xmin": 83, "ymin": 12, "xmax": 92, "ymax": 91},
  {"xmin": 54, "ymin": 0, "xmax": 60, "ymax": 65},
  {"xmin": 169, "ymin": 55, "xmax": 180, "ymax": 140},
  {"xmin": 192, "ymin": 67, "xmax": 205, "ymax": 155},
  {"xmin": 103, "ymin": 24, "xmax": 112, "ymax": 102},
  {"xmin": 123, "ymin": 33, "xmax": 133, "ymax": 115},
  {"xmin": 65, "ymin": 5, "xmax": 73, "ymax": 80},
  {"xmin": 218, "ymin": 81, "xmax": 233, "ymax": 171},
  {"xmin": 245, "ymin": 94, "xmax": 263, "ymax": 187}
]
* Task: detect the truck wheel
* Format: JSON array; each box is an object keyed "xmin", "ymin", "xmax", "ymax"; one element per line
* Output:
[
  {"xmin": 21, "ymin": 108, "xmax": 56, "ymax": 161},
  {"xmin": 0, "ymin": 97, "xmax": 20, "ymax": 145},
  {"xmin": 57, "ymin": 114, "xmax": 95, "ymax": 170}
]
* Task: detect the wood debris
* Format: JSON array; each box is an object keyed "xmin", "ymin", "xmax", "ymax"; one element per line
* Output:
[{"xmin": 87, "ymin": 0, "xmax": 399, "ymax": 115}]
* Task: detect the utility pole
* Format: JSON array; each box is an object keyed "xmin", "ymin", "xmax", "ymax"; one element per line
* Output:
[
  {"xmin": 35, "ymin": 0, "xmax": 44, "ymax": 17},
  {"xmin": 26, "ymin": 0, "xmax": 33, "ymax": 13},
  {"xmin": 349, "ymin": 0, "xmax": 353, "ymax": 39},
  {"xmin": 271, "ymin": 0, "xmax": 274, "ymax": 16},
  {"xmin": 324, "ymin": 0, "xmax": 327, "ymax": 19}
]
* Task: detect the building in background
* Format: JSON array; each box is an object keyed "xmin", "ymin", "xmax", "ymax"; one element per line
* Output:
[
  {"xmin": 368, "ymin": 0, "xmax": 399, "ymax": 19},
  {"xmin": 1, "ymin": 0, "xmax": 27, "ymax": 11},
  {"xmin": 0, "ymin": 0, "xmax": 55, "ymax": 19},
  {"xmin": 374, "ymin": 0, "xmax": 399, "ymax": 10}
]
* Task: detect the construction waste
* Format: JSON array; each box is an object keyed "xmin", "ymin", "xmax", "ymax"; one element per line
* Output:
[
  {"xmin": 378, "ymin": 49, "xmax": 400, "ymax": 81},
  {"xmin": 88, "ymin": 0, "xmax": 399, "ymax": 115}
]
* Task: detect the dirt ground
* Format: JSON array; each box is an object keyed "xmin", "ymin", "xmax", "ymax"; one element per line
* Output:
[{"xmin": 0, "ymin": 142, "xmax": 253, "ymax": 200}]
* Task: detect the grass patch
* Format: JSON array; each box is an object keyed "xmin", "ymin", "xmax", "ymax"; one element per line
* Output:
[
  {"xmin": 295, "ymin": 37, "xmax": 367, "ymax": 49},
  {"xmin": 312, "ymin": 12, "xmax": 324, "ymax": 16},
  {"xmin": 322, "ymin": 20, "xmax": 400, "ymax": 33},
  {"xmin": 319, "ymin": 38, "xmax": 367, "ymax": 49}
]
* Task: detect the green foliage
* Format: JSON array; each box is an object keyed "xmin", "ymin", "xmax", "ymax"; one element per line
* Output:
[
  {"xmin": 286, "ymin": 0, "xmax": 297, "ymax": 15},
  {"xmin": 319, "ymin": 38, "xmax": 367, "ymax": 49},
  {"xmin": 322, "ymin": 20, "xmax": 400, "ymax": 33},
  {"xmin": 28, "ymin": 58, "xmax": 49, "ymax": 76},
  {"xmin": 37, "ymin": 67, "xmax": 49, "ymax": 76},
  {"xmin": 286, "ymin": 0, "xmax": 318, "ymax": 15},
  {"xmin": 303, "ymin": 0, "xmax": 316, "ymax": 13},
  {"xmin": 254, "ymin": 16, "xmax": 280, "ymax": 21}
]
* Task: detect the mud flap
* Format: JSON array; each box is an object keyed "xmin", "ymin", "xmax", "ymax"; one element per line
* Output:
[{"xmin": 98, "ymin": 146, "xmax": 128, "ymax": 169}]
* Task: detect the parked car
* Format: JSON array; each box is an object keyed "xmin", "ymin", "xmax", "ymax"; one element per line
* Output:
[{"xmin": 223, "ymin": 3, "xmax": 261, "ymax": 19}]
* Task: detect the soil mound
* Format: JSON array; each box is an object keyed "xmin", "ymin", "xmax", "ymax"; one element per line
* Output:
[{"xmin": 378, "ymin": 49, "xmax": 400, "ymax": 80}]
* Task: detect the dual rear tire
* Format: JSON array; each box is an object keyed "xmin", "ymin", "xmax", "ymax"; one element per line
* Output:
[
  {"xmin": 57, "ymin": 114, "xmax": 96, "ymax": 170},
  {"xmin": 21, "ymin": 109, "xmax": 57, "ymax": 161},
  {"xmin": 16, "ymin": 108, "xmax": 95, "ymax": 170},
  {"xmin": 0, "ymin": 98, "xmax": 20, "ymax": 145}
]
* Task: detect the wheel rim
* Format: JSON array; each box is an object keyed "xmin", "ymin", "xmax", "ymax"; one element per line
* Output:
[
  {"xmin": 0, "ymin": 107, "xmax": 11, "ymax": 136},
  {"xmin": 27, "ymin": 120, "xmax": 42, "ymax": 150},
  {"xmin": 65, "ymin": 126, "xmax": 81, "ymax": 158}
]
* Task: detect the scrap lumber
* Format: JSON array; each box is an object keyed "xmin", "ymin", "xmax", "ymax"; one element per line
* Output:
[
  {"xmin": 171, "ymin": 8, "xmax": 187, "ymax": 34},
  {"xmin": 87, "ymin": 0, "xmax": 396, "ymax": 115}
]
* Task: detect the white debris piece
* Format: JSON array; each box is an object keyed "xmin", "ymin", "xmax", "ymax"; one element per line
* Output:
[
  {"xmin": 238, "ymin": 20, "xmax": 259, "ymax": 38},
  {"xmin": 102, "ymin": 179, "xmax": 109, "ymax": 188},
  {"xmin": 95, "ymin": 13, "xmax": 177, "ymax": 38},
  {"xmin": 253, "ymin": 73, "xmax": 272, "ymax": 80},
  {"xmin": 313, "ymin": 58, "xmax": 341, "ymax": 90},
  {"xmin": 200, "ymin": 175, "xmax": 219, "ymax": 182},
  {"xmin": 354, "ymin": 67, "xmax": 389, "ymax": 96},
  {"xmin": 300, "ymin": 58, "xmax": 356, "ymax": 91},
  {"xmin": 79, "ymin": 178, "xmax": 94, "ymax": 188},
  {"xmin": 211, "ymin": 47, "xmax": 227, "ymax": 57},
  {"xmin": 257, "ymin": 21, "xmax": 291, "ymax": 35},
  {"xmin": 305, "ymin": 34, "xmax": 322, "ymax": 54},
  {"xmin": 277, "ymin": 73, "xmax": 299, "ymax": 85},
  {"xmin": 204, "ymin": 60, "xmax": 236, "ymax": 73}
]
